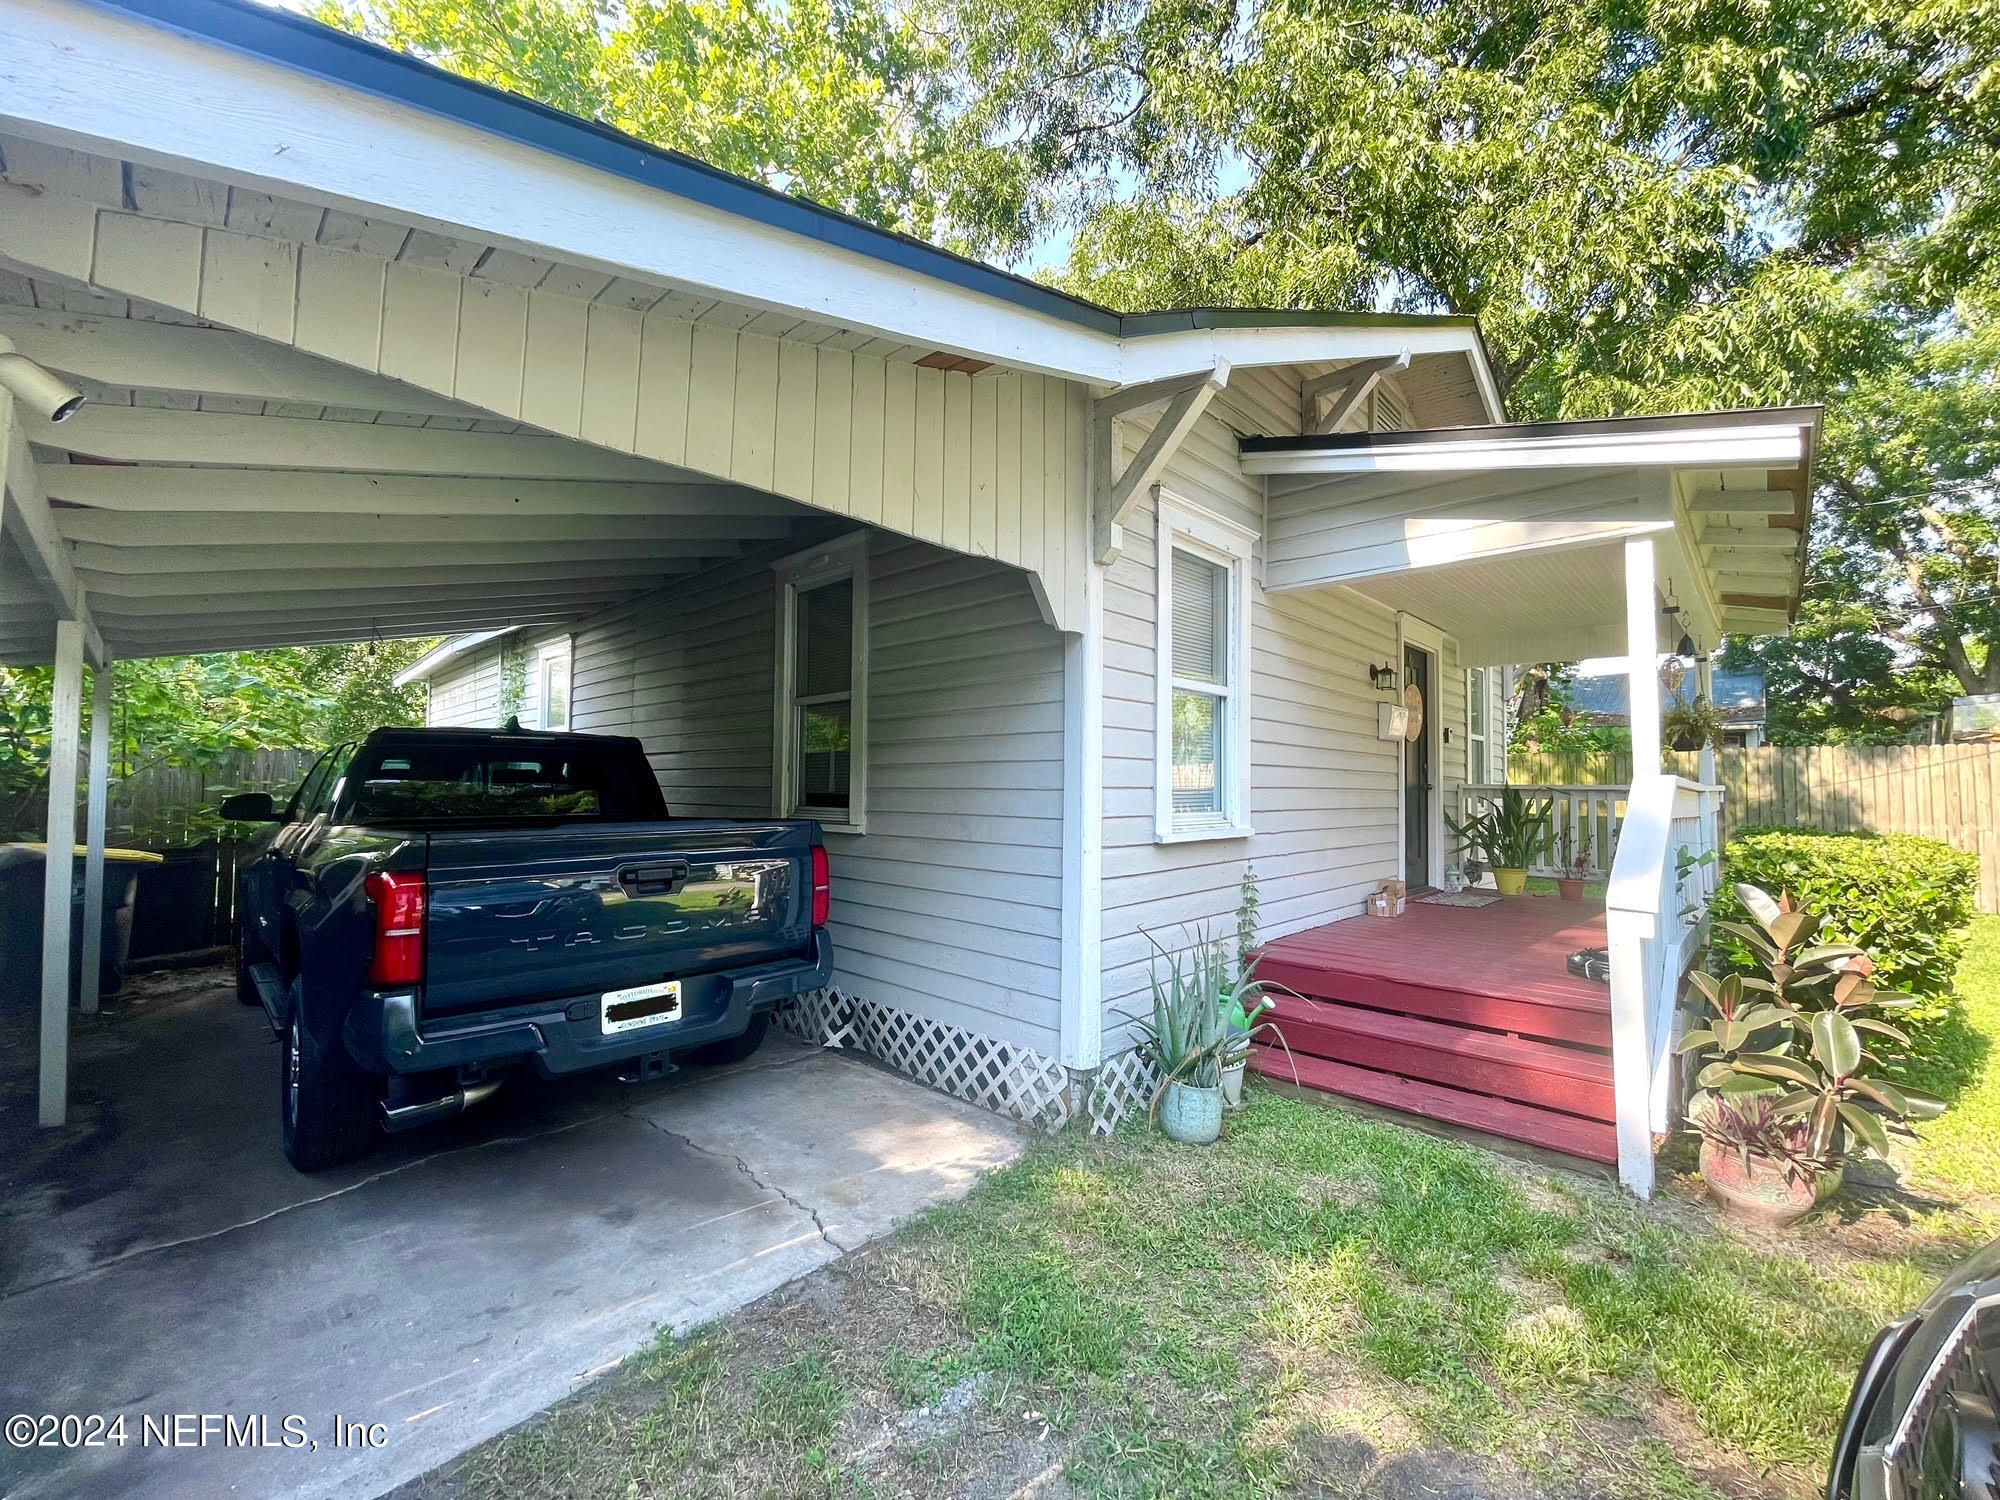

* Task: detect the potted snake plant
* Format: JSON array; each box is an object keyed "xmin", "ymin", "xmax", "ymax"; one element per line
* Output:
[{"xmin": 1446, "ymin": 787, "xmax": 1555, "ymax": 896}]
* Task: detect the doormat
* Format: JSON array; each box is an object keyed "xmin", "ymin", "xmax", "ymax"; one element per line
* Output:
[{"xmin": 1418, "ymin": 892, "xmax": 1502, "ymax": 908}]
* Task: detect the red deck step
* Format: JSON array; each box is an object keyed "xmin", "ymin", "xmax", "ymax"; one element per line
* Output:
[
  {"xmin": 1256, "ymin": 955, "xmax": 1612, "ymax": 1049},
  {"xmin": 1249, "ymin": 1045, "xmax": 1619, "ymax": 1165},
  {"xmin": 1263, "ymin": 995, "xmax": 1614, "ymax": 1122}
]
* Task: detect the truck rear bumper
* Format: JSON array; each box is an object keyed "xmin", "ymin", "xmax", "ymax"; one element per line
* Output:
[{"xmin": 347, "ymin": 929, "xmax": 833, "ymax": 1077}]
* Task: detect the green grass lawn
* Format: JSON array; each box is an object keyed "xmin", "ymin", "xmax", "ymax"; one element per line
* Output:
[{"xmin": 402, "ymin": 920, "xmax": 2000, "ymax": 1500}]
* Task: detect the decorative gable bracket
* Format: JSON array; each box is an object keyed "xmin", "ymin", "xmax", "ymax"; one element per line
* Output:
[
  {"xmin": 1089, "ymin": 360, "xmax": 1230, "ymax": 565},
  {"xmin": 1299, "ymin": 351, "xmax": 1408, "ymax": 436}
]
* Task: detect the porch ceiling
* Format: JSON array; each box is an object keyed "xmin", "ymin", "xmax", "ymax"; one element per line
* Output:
[
  {"xmin": 0, "ymin": 270, "xmax": 822, "ymax": 665},
  {"xmin": 1242, "ymin": 408, "xmax": 1819, "ymax": 656}
]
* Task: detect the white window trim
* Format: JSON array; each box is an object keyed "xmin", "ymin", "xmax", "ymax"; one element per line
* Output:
[
  {"xmin": 535, "ymin": 637, "xmax": 573, "ymax": 731},
  {"xmin": 1154, "ymin": 491, "xmax": 1256, "ymax": 844},
  {"xmin": 772, "ymin": 532, "xmax": 870, "ymax": 836},
  {"xmin": 1466, "ymin": 666, "xmax": 1487, "ymax": 786}
]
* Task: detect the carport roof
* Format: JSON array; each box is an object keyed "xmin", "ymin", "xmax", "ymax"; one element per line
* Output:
[{"xmin": 97, "ymin": 0, "xmax": 1489, "ymax": 349}]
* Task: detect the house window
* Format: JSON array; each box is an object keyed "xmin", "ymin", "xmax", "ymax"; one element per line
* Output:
[
  {"xmin": 536, "ymin": 640, "xmax": 572, "ymax": 730},
  {"xmin": 1155, "ymin": 494, "xmax": 1254, "ymax": 843},
  {"xmin": 1467, "ymin": 666, "xmax": 1488, "ymax": 784},
  {"xmin": 773, "ymin": 534, "xmax": 869, "ymax": 833}
]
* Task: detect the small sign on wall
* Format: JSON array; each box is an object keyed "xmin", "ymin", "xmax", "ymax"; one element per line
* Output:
[{"xmin": 1377, "ymin": 703, "xmax": 1410, "ymax": 741}]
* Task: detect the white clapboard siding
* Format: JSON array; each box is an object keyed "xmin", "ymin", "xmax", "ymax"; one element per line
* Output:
[
  {"xmin": 10, "ymin": 179, "xmax": 1094, "ymax": 631},
  {"xmin": 1098, "ymin": 379, "xmax": 1457, "ymax": 1038},
  {"xmin": 559, "ymin": 540, "xmax": 1067, "ymax": 1057},
  {"xmin": 422, "ymin": 629, "xmax": 568, "ymax": 728}
]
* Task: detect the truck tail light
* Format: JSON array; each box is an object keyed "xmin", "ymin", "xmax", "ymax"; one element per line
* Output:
[
  {"xmin": 810, "ymin": 845, "xmax": 831, "ymax": 927},
  {"xmin": 365, "ymin": 870, "xmax": 427, "ymax": 988}
]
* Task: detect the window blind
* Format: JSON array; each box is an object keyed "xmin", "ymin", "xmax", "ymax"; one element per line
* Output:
[{"xmin": 1171, "ymin": 550, "xmax": 1227, "ymax": 685}]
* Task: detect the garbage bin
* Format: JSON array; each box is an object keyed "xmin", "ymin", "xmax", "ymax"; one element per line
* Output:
[{"xmin": 0, "ymin": 844, "xmax": 160, "ymax": 1012}]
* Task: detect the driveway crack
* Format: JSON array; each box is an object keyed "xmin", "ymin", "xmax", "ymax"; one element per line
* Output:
[{"xmin": 642, "ymin": 1117, "xmax": 846, "ymax": 1252}]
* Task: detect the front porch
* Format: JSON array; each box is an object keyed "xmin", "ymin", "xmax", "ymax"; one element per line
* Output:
[{"xmin": 1250, "ymin": 895, "xmax": 1618, "ymax": 1164}]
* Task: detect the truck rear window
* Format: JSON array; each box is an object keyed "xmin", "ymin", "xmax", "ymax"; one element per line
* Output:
[{"xmin": 344, "ymin": 742, "xmax": 667, "ymax": 824}]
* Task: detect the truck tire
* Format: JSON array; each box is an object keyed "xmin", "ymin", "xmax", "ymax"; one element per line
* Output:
[
  {"xmin": 687, "ymin": 1011, "xmax": 769, "ymax": 1066},
  {"xmin": 280, "ymin": 997, "xmax": 378, "ymax": 1172}
]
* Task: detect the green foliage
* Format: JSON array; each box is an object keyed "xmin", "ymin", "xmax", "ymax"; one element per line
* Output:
[
  {"xmin": 1132, "ymin": 928, "xmax": 1281, "ymax": 1096},
  {"xmin": 314, "ymin": 0, "xmax": 952, "ymax": 237},
  {"xmin": 0, "ymin": 641, "xmax": 434, "ymax": 840},
  {"xmin": 1712, "ymin": 828, "xmax": 1979, "ymax": 1001},
  {"xmin": 1681, "ymin": 883, "xmax": 1946, "ymax": 1170},
  {"xmin": 1446, "ymin": 786, "xmax": 1555, "ymax": 870}
]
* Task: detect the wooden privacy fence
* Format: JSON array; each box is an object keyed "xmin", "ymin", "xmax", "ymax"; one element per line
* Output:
[{"xmin": 1511, "ymin": 745, "xmax": 2000, "ymax": 913}]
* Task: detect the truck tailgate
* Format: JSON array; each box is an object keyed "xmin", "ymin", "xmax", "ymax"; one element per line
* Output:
[{"xmin": 420, "ymin": 821, "xmax": 814, "ymax": 1018}]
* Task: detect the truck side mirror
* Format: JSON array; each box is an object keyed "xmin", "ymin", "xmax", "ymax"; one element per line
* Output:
[{"xmin": 219, "ymin": 792, "xmax": 281, "ymax": 823}]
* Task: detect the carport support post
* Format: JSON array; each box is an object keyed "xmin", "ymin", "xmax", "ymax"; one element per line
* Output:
[
  {"xmin": 39, "ymin": 619, "xmax": 84, "ymax": 1128},
  {"xmin": 79, "ymin": 658, "xmax": 114, "ymax": 1015},
  {"xmin": 1623, "ymin": 539, "xmax": 1661, "ymax": 774}
]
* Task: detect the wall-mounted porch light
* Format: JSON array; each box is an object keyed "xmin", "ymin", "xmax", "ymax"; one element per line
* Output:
[
  {"xmin": 1368, "ymin": 662, "xmax": 1398, "ymax": 691},
  {"xmin": 0, "ymin": 337, "xmax": 85, "ymax": 423}
]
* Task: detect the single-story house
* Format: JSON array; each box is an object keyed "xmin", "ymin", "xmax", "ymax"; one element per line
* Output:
[
  {"xmin": 0, "ymin": 0, "xmax": 1814, "ymax": 1195},
  {"xmin": 1567, "ymin": 665, "xmax": 1769, "ymax": 747}
]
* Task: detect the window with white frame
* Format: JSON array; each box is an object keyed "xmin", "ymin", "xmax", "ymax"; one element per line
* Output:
[
  {"xmin": 536, "ymin": 639, "xmax": 572, "ymax": 730},
  {"xmin": 1467, "ymin": 666, "xmax": 1488, "ymax": 784},
  {"xmin": 1155, "ymin": 494, "xmax": 1254, "ymax": 842},
  {"xmin": 773, "ymin": 535, "xmax": 869, "ymax": 832}
]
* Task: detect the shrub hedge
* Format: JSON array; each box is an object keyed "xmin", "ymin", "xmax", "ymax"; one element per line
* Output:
[{"xmin": 1712, "ymin": 827, "xmax": 1979, "ymax": 1001}]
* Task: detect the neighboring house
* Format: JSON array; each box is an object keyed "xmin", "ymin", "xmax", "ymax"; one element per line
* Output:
[
  {"xmin": 1, "ymin": 0, "xmax": 1812, "ymax": 1195},
  {"xmin": 1567, "ymin": 666, "xmax": 1769, "ymax": 747}
]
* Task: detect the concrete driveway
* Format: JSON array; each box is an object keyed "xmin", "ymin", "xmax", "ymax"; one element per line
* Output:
[{"xmin": 0, "ymin": 970, "xmax": 1021, "ymax": 1499}]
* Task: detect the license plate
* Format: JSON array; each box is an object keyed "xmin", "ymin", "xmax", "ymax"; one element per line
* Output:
[{"xmin": 600, "ymin": 979, "xmax": 682, "ymax": 1035}]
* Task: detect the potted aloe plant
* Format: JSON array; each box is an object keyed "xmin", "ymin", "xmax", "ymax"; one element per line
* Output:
[
  {"xmin": 1679, "ymin": 884, "xmax": 1945, "ymax": 1225},
  {"xmin": 1133, "ymin": 931, "xmax": 1293, "ymax": 1142},
  {"xmin": 1446, "ymin": 787, "xmax": 1555, "ymax": 896}
]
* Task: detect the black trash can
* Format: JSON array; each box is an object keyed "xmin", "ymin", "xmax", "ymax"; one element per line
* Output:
[
  {"xmin": 129, "ymin": 847, "xmax": 220, "ymax": 963},
  {"xmin": 0, "ymin": 844, "xmax": 153, "ymax": 1011}
]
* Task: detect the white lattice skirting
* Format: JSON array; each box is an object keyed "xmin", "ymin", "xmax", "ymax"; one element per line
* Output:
[
  {"xmin": 776, "ymin": 990, "xmax": 1166, "ymax": 1136},
  {"xmin": 776, "ymin": 988, "xmax": 1074, "ymax": 1130}
]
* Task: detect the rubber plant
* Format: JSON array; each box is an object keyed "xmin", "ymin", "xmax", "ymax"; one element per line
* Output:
[{"xmin": 1680, "ymin": 883, "xmax": 1944, "ymax": 1183}]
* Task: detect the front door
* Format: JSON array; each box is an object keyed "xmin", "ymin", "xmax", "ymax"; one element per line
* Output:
[{"xmin": 1404, "ymin": 644, "xmax": 1432, "ymax": 888}]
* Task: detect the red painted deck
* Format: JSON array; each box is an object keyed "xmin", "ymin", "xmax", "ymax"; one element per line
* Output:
[{"xmin": 1250, "ymin": 896, "xmax": 1617, "ymax": 1164}]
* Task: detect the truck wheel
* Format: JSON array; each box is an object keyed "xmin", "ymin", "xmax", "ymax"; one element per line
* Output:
[
  {"xmin": 687, "ymin": 1011, "xmax": 769, "ymax": 1066},
  {"xmin": 280, "ymin": 1000, "xmax": 378, "ymax": 1172}
]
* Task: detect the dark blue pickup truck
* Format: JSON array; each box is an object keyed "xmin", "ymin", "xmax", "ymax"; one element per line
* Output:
[{"xmin": 224, "ymin": 727, "xmax": 832, "ymax": 1171}]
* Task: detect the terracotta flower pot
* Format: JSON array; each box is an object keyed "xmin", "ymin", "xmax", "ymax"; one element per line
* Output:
[
  {"xmin": 1699, "ymin": 1140, "xmax": 1841, "ymax": 1227},
  {"xmin": 1557, "ymin": 877, "xmax": 1586, "ymax": 901},
  {"xmin": 1493, "ymin": 867, "xmax": 1529, "ymax": 896}
]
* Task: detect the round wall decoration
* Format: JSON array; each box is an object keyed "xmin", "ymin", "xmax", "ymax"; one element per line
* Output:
[{"xmin": 1402, "ymin": 683, "xmax": 1425, "ymax": 741}]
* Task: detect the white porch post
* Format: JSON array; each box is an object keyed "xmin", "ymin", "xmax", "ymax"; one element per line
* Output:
[
  {"xmin": 39, "ymin": 619, "xmax": 85, "ymax": 1127},
  {"xmin": 1695, "ymin": 654, "xmax": 1717, "ymax": 784},
  {"xmin": 79, "ymin": 658, "xmax": 114, "ymax": 1015},
  {"xmin": 1060, "ymin": 556, "xmax": 1106, "ymax": 1085},
  {"xmin": 1624, "ymin": 538, "xmax": 1661, "ymax": 773}
]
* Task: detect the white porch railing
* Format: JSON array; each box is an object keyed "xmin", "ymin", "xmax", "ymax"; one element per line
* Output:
[
  {"xmin": 1605, "ymin": 775, "xmax": 1724, "ymax": 1197},
  {"xmin": 1458, "ymin": 784, "xmax": 1628, "ymax": 877}
]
